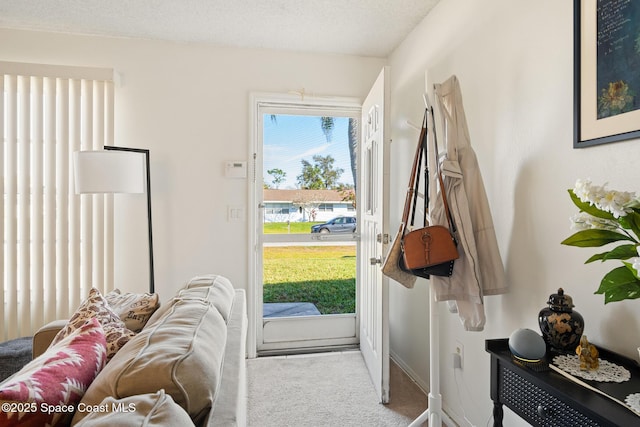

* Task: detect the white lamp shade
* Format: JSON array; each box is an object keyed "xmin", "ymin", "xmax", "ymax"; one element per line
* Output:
[{"xmin": 74, "ymin": 150, "xmax": 146, "ymax": 194}]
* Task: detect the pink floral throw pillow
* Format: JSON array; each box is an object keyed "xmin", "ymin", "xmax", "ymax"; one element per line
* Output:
[
  {"xmin": 0, "ymin": 318, "xmax": 107, "ymax": 427},
  {"xmin": 52, "ymin": 287, "xmax": 136, "ymax": 362}
]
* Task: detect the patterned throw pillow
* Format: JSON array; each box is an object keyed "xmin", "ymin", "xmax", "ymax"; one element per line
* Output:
[
  {"xmin": 0, "ymin": 318, "xmax": 107, "ymax": 427},
  {"xmin": 105, "ymin": 289, "xmax": 160, "ymax": 332},
  {"xmin": 52, "ymin": 288, "xmax": 135, "ymax": 362}
]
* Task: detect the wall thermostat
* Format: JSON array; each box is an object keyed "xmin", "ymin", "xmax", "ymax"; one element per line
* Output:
[{"xmin": 225, "ymin": 161, "xmax": 247, "ymax": 179}]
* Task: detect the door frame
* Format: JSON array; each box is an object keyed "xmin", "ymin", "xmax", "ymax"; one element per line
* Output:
[{"xmin": 247, "ymin": 92, "xmax": 363, "ymax": 358}]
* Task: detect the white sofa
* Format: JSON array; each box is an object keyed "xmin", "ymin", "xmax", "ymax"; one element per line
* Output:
[{"xmin": 32, "ymin": 275, "xmax": 248, "ymax": 427}]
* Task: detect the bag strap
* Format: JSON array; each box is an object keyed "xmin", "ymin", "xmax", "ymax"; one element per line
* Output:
[
  {"xmin": 409, "ymin": 124, "xmax": 427, "ymax": 228},
  {"xmin": 421, "ymin": 134, "xmax": 428, "ymax": 227},
  {"xmin": 428, "ymin": 106, "xmax": 457, "ymax": 235},
  {"xmin": 400, "ymin": 110, "xmax": 428, "ymax": 233}
]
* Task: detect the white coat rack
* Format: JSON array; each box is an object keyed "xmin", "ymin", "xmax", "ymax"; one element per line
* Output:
[{"xmin": 408, "ymin": 92, "xmax": 455, "ymax": 427}]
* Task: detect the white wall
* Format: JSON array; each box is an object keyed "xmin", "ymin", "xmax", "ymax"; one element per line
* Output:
[
  {"xmin": 0, "ymin": 28, "xmax": 385, "ymax": 298},
  {"xmin": 388, "ymin": 0, "xmax": 640, "ymax": 425}
]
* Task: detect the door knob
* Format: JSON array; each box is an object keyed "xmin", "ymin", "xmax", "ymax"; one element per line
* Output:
[{"xmin": 370, "ymin": 257, "xmax": 382, "ymax": 265}]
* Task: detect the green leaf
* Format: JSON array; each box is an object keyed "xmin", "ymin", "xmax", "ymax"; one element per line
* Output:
[
  {"xmin": 585, "ymin": 252, "xmax": 607, "ymax": 263},
  {"xmin": 625, "ymin": 211, "xmax": 640, "ymax": 240},
  {"xmin": 561, "ymin": 229, "xmax": 634, "ymax": 247},
  {"xmin": 586, "ymin": 244, "xmax": 639, "ymax": 263},
  {"xmin": 595, "ymin": 266, "xmax": 640, "ymax": 303},
  {"xmin": 568, "ymin": 189, "xmax": 614, "ymax": 220}
]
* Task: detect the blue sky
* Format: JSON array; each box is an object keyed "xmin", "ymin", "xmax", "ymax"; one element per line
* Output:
[{"xmin": 263, "ymin": 114, "xmax": 354, "ymax": 189}]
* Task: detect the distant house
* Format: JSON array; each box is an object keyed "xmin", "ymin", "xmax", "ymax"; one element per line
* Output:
[{"xmin": 263, "ymin": 189, "xmax": 355, "ymax": 222}]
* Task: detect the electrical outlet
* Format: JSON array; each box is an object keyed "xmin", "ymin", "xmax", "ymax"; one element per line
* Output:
[
  {"xmin": 454, "ymin": 340, "xmax": 464, "ymax": 370},
  {"xmin": 452, "ymin": 352, "xmax": 462, "ymax": 369}
]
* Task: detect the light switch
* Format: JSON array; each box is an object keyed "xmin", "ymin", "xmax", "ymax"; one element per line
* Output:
[{"xmin": 228, "ymin": 205, "xmax": 245, "ymax": 222}]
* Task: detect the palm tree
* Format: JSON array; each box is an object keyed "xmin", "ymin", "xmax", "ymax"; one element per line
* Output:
[
  {"xmin": 320, "ymin": 117, "xmax": 357, "ymax": 192},
  {"xmin": 347, "ymin": 118, "xmax": 357, "ymax": 193}
]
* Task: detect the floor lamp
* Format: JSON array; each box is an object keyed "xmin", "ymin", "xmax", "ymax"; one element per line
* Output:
[{"xmin": 74, "ymin": 146, "xmax": 155, "ymax": 293}]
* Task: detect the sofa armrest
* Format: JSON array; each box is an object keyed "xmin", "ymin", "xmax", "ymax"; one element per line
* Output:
[
  {"xmin": 207, "ymin": 289, "xmax": 247, "ymax": 427},
  {"xmin": 32, "ymin": 320, "xmax": 67, "ymax": 358}
]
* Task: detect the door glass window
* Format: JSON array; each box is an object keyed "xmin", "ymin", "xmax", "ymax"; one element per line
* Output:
[{"xmin": 262, "ymin": 113, "xmax": 358, "ymax": 318}]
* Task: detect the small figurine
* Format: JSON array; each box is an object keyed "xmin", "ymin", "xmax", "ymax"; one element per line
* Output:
[{"xmin": 576, "ymin": 335, "xmax": 599, "ymax": 371}]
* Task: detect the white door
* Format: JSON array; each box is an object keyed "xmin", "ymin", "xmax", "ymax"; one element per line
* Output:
[{"xmin": 359, "ymin": 67, "xmax": 390, "ymax": 403}]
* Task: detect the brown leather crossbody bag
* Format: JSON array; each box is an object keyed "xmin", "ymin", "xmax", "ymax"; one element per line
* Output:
[{"xmin": 399, "ymin": 107, "xmax": 459, "ymax": 278}]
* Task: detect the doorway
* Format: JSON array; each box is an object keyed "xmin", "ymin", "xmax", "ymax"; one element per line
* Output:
[
  {"xmin": 250, "ymin": 94, "xmax": 362, "ymax": 354},
  {"xmin": 248, "ymin": 68, "xmax": 390, "ymax": 403}
]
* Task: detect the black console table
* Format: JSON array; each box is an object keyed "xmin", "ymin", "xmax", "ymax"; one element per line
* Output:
[{"xmin": 486, "ymin": 339, "xmax": 640, "ymax": 427}]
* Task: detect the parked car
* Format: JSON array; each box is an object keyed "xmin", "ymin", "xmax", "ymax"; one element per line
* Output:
[{"xmin": 310, "ymin": 216, "xmax": 356, "ymax": 233}]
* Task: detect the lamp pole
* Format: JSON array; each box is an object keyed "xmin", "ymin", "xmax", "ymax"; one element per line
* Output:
[{"xmin": 104, "ymin": 146, "xmax": 155, "ymax": 293}]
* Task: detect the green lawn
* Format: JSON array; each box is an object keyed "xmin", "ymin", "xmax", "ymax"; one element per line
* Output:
[
  {"xmin": 263, "ymin": 245, "xmax": 356, "ymax": 314},
  {"xmin": 263, "ymin": 221, "xmax": 322, "ymax": 234}
]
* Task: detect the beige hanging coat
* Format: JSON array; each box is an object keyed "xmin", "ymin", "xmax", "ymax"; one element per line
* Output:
[{"xmin": 427, "ymin": 75, "xmax": 508, "ymax": 331}]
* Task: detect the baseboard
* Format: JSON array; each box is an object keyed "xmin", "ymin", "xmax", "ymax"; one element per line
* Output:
[
  {"xmin": 389, "ymin": 349, "xmax": 429, "ymax": 393},
  {"xmin": 390, "ymin": 350, "xmax": 468, "ymax": 427}
]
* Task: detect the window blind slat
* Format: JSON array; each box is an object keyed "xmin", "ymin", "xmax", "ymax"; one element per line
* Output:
[
  {"xmin": 105, "ymin": 82, "xmax": 115, "ymax": 292},
  {"xmin": 80, "ymin": 79, "xmax": 93, "ymax": 300},
  {"xmin": 53, "ymin": 79, "xmax": 68, "ymax": 321},
  {"xmin": 5, "ymin": 75, "xmax": 18, "ymax": 340},
  {"xmin": 4, "ymin": 76, "xmax": 18, "ymax": 340},
  {"xmin": 31, "ymin": 76, "xmax": 44, "ymax": 331},
  {"xmin": 92, "ymin": 81, "xmax": 105, "ymax": 293},
  {"xmin": 68, "ymin": 79, "xmax": 82, "ymax": 315},
  {"xmin": 18, "ymin": 76, "xmax": 30, "ymax": 337},
  {"xmin": 45, "ymin": 76, "xmax": 57, "ymax": 324}
]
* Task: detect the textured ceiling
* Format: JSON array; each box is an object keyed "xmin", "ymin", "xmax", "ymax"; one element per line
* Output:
[{"xmin": 0, "ymin": 0, "xmax": 441, "ymax": 57}]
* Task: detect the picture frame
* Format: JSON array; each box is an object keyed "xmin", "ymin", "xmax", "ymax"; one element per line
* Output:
[{"xmin": 574, "ymin": 0, "xmax": 640, "ymax": 148}]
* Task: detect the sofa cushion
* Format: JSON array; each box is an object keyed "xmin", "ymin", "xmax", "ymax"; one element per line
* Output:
[
  {"xmin": 0, "ymin": 318, "xmax": 106, "ymax": 427},
  {"xmin": 52, "ymin": 288, "xmax": 135, "ymax": 362},
  {"xmin": 145, "ymin": 274, "xmax": 235, "ymax": 328},
  {"xmin": 74, "ymin": 390, "xmax": 195, "ymax": 426},
  {"xmin": 73, "ymin": 296, "xmax": 228, "ymax": 425},
  {"xmin": 105, "ymin": 289, "xmax": 160, "ymax": 332},
  {"xmin": 180, "ymin": 274, "xmax": 235, "ymax": 321}
]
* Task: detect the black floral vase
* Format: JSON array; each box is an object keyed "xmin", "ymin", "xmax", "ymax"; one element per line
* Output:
[{"xmin": 538, "ymin": 288, "xmax": 584, "ymax": 353}]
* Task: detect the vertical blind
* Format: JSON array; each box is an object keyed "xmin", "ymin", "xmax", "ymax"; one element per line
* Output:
[{"xmin": 1, "ymin": 61, "xmax": 115, "ymax": 341}]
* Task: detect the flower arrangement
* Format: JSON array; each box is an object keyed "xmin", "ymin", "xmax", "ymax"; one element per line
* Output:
[{"xmin": 561, "ymin": 179, "xmax": 640, "ymax": 303}]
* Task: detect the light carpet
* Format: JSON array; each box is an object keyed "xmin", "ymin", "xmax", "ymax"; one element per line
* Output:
[{"xmin": 247, "ymin": 351, "xmax": 415, "ymax": 427}]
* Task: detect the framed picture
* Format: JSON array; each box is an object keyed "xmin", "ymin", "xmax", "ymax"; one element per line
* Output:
[{"xmin": 574, "ymin": 0, "xmax": 640, "ymax": 148}]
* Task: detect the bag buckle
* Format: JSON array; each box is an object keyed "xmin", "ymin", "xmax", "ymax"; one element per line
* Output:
[{"xmin": 421, "ymin": 231, "xmax": 432, "ymax": 263}]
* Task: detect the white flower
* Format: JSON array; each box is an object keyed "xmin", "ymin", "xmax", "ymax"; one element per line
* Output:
[
  {"xmin": 573, "ymin": 179, "xmax": 606, "ymax": 206},
  {"xmin": 574, "ymin": 179, "xmax": 636, "ymax": 218},
  {"xmin": 570, "ymin": 212, "xmax": 591, "ymax": 231},
  {"xmin": 574, "ymin": 179, "xmax": 593, "ymax": 203},
  {"xmin": 596, "ymin": 191, "xmax": 631, "ymax": 218},
  {"xmin": 632, "ymin": 257, "xmax": 640, "ymax": 276},
  {"xmin": 570, "ymin": 212, "xmax": 617, "ymax": 231}
]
